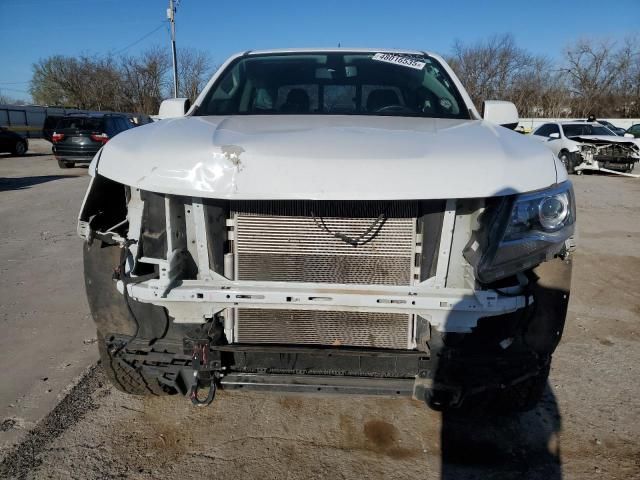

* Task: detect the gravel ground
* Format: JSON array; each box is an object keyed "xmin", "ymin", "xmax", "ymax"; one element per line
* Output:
[
  {"xmin": 0, "ymin": 146, "xmax": 638, "ymax": 479},
  {"xmin": 0, "ymin": 141, "xmax": 96, "ymax": 452}
]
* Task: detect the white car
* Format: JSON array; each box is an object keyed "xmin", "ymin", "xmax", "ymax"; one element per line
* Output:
[
  {"xmin": 531, "ymin": 121, "xmax": 640, "ymax": 174},
  {"xmin": 77, "ymin": 49, "xmax": 575, "ymax": 412}
]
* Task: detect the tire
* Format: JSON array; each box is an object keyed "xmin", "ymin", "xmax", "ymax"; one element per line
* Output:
[
  {"xmin": 426, "ymin": 361, "xmax": 551, "ymax": 414},
  {"xmin": 98, "ymin": 332, "xmax": 166, "ymax": 395},
  {"xmin": 57, "ymin": 159, "xmax": 73, "ymax": 168},
  {"xmin": 86, "ymin": 240, "xmax": 172, "ymax": 396},
  {"xmin": 12, "ymin": 141, "xmax": 27, "ymax": 156},
  {"xmin": 558, "ymin": 151, "xmax": 574, "ymax": 174}
]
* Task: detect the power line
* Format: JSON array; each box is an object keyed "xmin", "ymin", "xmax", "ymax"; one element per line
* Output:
[{"xmin": 112, "ymin": 22, "xmax": 166, "ymax": 56}]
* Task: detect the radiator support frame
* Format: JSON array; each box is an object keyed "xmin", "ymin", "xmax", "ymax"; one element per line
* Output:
[
  {"xmin": 123, "ymin": 278, "xmax": 526, "ymax": 333},
  {"xmin": 124, "ymin": 196, "xmax": 526, "ymax": 342}
]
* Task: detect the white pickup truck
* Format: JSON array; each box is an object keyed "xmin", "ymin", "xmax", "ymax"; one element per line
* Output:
[{"xmin": 78, "ymin": 49, "xmax": 575, "ymax": 412}]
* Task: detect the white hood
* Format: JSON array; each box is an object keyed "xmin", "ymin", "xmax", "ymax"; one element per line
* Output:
[{"xmin": 95, "ymin": 115, "xmax": 560, "ymax": 200}]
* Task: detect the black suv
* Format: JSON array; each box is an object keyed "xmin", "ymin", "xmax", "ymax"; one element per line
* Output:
[
  {"xmin": 0, "ymin": 126, "xmax": 28, "ymax": 156},
  {"xmin": 52, "ymin": 114, "xmax": 132, "ymax": 168}
]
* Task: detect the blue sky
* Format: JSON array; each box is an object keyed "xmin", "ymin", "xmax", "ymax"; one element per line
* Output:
[{"xmin": 1, "ymin": 0, "xmax": 639, "ymax": 101}]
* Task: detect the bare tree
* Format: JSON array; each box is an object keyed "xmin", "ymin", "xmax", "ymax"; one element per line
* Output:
[
  {"xmin": 561, "ymin": 38, "xmax": 639, "ymax": 117},
  {"xmin": 31, "ymin": 55, "xmax": 78, "ymax": 106},
  {"xmin": 508, "ymin": 57, "xmax": 571, "ymax": 118},
  {"xmin": 177, "ymin": 48, "xmax": 212, "ymax": 102},
  {"xmin": 25, "ymin": 36, "xmax": 640, "ymax": 118},
  {"xmin": 447, "ymin": 34, "xmax": 537, "ymax": 111},
  {"xmin": 89, "ymin": 55, "xmax": 123, "ymax": 111},
  {"xmin": 446, "ymin": 34, "xmax": 640, "ymax": 118},
  {"xmin": 30, "ymin": 54, "xmax": 122, "ymax": 110},
  {"xmin": 614, "ymin": 37, "xmax": 640, "ymax": 116},
  {"xmin": 119, "ymin": 47, "xmax": 171, "ymax": 114}
]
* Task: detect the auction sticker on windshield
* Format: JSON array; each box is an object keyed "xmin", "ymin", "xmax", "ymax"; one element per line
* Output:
[{"xmin": 371, "ymin": 53, "xmax": 426, "ymax": 70}]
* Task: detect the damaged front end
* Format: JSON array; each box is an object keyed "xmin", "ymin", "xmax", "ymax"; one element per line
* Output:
[
  {"xmin": 572, "ymin": 137, "xmax": 640, "ymax": 176},
  {"xmin": 79, "ymin": 174, "xmax": 575, "ymax": 410}
]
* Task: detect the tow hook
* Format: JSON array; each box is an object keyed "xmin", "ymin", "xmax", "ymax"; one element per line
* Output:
[{"xmin": 188, "ymin": 340, "xmax": 217, "ymax": 407}]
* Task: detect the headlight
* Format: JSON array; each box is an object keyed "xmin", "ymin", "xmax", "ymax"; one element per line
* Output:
[
  {"xmin": 504, "ymin": 185, "xmax": 574, "ymax": 240},
  {"xmin": 465, "ymin": 182, "xmax": 576, "ymax": 284},
  {"xmin": 538, "ymin": 195, "xmax": 569, "ymax": 230}
]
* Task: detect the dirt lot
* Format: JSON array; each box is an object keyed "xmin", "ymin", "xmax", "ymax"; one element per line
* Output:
[
  {"xmin": 0, "ymin": 143, "xmax": 638, "ymax": 479},
  {"xmin": 0, "ymin": 141, "xmax": 96, "ymax": 452}
]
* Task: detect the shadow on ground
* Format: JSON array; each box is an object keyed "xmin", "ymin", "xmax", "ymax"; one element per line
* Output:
[
  {"xmin": 440, "ymin": 384, "xmax": 562, "ymax": 479},
  {"xmin": 0, "ymin": 175, "xmax": 78, "ymax": 192},
  {"xmin": 0, "ymin": 153, "xmax": 52, "ymax": 159}
]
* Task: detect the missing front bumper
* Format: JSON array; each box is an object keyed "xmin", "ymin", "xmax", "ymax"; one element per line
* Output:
[{"xmin": 104, "ymin": 334, "xmax": 545, "ymax": 406}]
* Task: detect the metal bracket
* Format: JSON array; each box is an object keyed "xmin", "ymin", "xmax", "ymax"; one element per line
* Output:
[
  {"xmin": 432, "ymin": 199, "xmax": 457, "ymax": 288},
  {"xmin": 186, "ymin": 339, "xmax": 217, "ymax": 407}
]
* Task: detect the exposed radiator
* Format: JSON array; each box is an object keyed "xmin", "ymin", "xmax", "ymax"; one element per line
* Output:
[
  {"xmin": 228, "ymin": 201, "xmax": 425, "ymax": 350},
  {"xmin": 235, "ymin": 309, "xmax": 410, "ymax": 349},
  {"xmin": 233, "ymin": 215, "xmax": 416, "ymax": 285}
]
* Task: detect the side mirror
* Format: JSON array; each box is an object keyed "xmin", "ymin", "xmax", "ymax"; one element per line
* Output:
[
  {"xmin": 482, "ymin": 100, "xmax": 519, "ymax": 130},
  {"xmin": 549, "ymin": 132, "xmax": 560, "ymax": 139},
  {"xmin": 624, "ymin": 133, "xmax": 634, "ymax": 138},
  {"xmin": 158, "ymin": 98, "xmax": 191, "ymax": 119}
]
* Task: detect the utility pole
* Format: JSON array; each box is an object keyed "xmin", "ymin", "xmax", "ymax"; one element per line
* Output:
[{"xmin": 167, "ymin": 0, "xmax": 178, "ymax": 98}]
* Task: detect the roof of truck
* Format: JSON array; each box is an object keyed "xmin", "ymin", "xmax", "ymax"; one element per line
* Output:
[{"xmin": 243, "ymin": 48, "xmax": 435, "ymax": 57}]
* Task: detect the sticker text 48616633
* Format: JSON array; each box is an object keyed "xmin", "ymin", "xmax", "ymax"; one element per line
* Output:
[{"xmin": 371, "ymin": 53, "xmax": 426, "ymax": 70}]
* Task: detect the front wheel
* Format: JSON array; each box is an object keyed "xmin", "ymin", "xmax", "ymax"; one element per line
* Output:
[
  {"xmin": 13, "ymin": 141, "xmax": 27, "ymax": 156},
  {"xmin": 86, "ymin": 240, "xmax": 172, "ymax": 396},
  {"xmin": 98, "ymin": 333, "xmax": 167, "ymax": 395}
]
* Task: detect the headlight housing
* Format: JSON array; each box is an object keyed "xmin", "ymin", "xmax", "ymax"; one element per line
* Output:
[{"xmin": 465, "ymin": 182, "xmax": 576, "ymax": 284}]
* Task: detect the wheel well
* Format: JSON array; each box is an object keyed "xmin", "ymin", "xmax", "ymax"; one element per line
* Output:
[{"xmin": 79, "ymin": 174, "xmax": 129, "ymax": 234}]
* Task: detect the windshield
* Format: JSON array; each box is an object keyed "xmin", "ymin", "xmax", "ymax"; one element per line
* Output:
[
  {"xmin": 563, "ymin": 124, "xmax": 613, "ymax": 137},
  {"xmin": 195, "ymin": 52, "xmax": 469, "ymax": 119}
]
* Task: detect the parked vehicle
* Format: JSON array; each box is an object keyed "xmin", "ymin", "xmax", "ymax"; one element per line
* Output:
[
  {"xmin": 1, "ymin": 104, "xmax": 150, "ymax": 140},
  {"xmin": 626, "ymin": 124, "xmax": 640, "ymax": 138},
  {"xmin": 602, "ymin": 121, "xmax": 626, "ymax": 136},
  {"xmin": 42, "ymin": 115, "xmax": 64, "ymax": 142},
  {"xmin": 532, "ymin": 121, "xmax": 639, "ymax": 175},
  {"xmin": 52, "ymin": 113, "xmax": 132, "ymax": 168},
  {"xmin": 78, "ymin": 49, "xmax": 576, "ymax": 412},
  {"xmin": 581, "ymin": 119, "xmax": 626, "ymax": 136},
  {"xmin": 0, "ymin": 126, "xmax": 28, "ymax": 156}
]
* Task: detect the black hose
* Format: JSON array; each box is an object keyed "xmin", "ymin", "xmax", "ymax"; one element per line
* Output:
[
  {"xmin": 311, "ymin": 212, "xmax": 387, "ymax": 247},
  {"xmin": 114, "ymin": 240, "xmax": 139, "ymax": 354}
]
